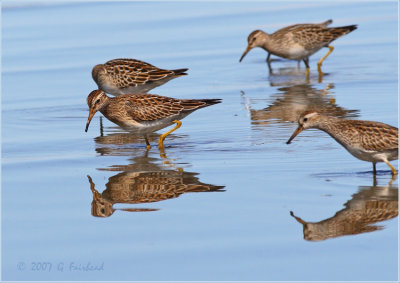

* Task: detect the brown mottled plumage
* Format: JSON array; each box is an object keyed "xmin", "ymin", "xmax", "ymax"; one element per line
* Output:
[
  {"xmin": 239, "ymin": 19, "xmax": 357, "ymax": 75},
  {"xmin": 287, "ymin": 111, "xmax": 398, "ymax": 175},
  {"xmin": 92, "ymin": 58, "xmax": 188, "ymax": 96},
  {"xmin": 87, "ymin": 172, "xmax": 224, "ymax": 217},
  {"xmin": 290, "ymin": 184, "xmax": 398, "ymax": 241},
  {"xmin": 85, "ymin": 90, "xmax": 221, "ymax": 150},
  {"xmin": 243, "ymin": 84, "xmax": 359, "ymax": 126}
]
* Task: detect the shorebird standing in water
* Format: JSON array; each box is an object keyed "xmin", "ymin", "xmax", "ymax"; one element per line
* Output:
[
  {"xmin": 287, "ymin": 111, "xmax": 398, "ymax": 175},
  {"xmin": 85, "ymin": 90, "xmax": 221, "ymax": 151},
  {"xmin": 239, "ymin": 20, "xmax": 357, "ymax": 77}
]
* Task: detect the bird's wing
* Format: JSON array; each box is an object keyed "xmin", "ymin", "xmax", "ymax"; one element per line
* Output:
[
  {"xmin": 291, "ymin": 25, "xmax": 334, "ymax": 49},
  {"xmin": 124, "ymin": 95, "xmax": 210, "ymax": 121},
  {"xmin": 355, "ymin": 121, "xmax": 399, "ymax": 151},
  {"xmin": 105, "ymin": 59, "xmax": 174, "ymax": 87}
]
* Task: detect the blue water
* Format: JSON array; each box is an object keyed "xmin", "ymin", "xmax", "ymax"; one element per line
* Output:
[{"xmin": 2, "ymin": 1, "xmax": 398, "ymax": 281}]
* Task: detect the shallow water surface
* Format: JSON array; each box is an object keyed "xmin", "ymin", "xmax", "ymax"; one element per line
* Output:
[{"xmin": 2, "ymin": 1, "xmax": 398, "ymax": 281}]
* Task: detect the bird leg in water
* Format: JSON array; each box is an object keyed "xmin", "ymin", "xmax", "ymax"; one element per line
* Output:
[
  {"xmin": 158, "ymin": 120, "xmax": 182, "ymax": 150},
  {"xmin": 383, "ymin": 160, "xmax": 397, "ymax": 175},
  {"xmin": 303, "ymin": 57, "xmax": 310, "ymax": 78},
  {"xmin": 144, "ymin": 135, "xmax": 151, "ymax": 150},
  {"xmin": 100, "ymin": 116, "xmax": 104, "ymax": 137},
  {"xmin": 266, "ymin": 53, "xmax": 273, "ymax": 73},
  {"xmin": 317, "ymin": 45, "xmax": 334, "ymax": 75}
]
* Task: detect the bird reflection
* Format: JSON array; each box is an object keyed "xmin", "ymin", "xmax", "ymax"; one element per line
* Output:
[
  {"xmin": 270, "ymin": 64, "xmax": 331, "ymax": 85},
  {"xmin": 87, "ymin": 133, "xmax": 224, "ymax": 217},
  {"xmin": 290, "ymin": 179, "xmax": 398, "ymax": 241},
  {"xmin": 94, "ymin": 130, "xmax": 158, "ymax": 156},
  {"xmin": 94, "ymin": 116, "xmax": 187, "ymax": 155},
  {"xmin": 241, "ymin": 84, "xmax": 359, "ymax": 127},
  {"xmin": 267, "ymin": 65, "xmax": 324, "ymax": 86},
  {"xmin": 87, "ymin": 171, "xmax": 224, "ymax": 217}
]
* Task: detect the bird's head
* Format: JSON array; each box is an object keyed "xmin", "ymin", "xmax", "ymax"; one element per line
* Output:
[
  {"xmin": 239, "ymin": 30, "xmax": 267, "ymax": 62},
  {"xmin": 85, "ymin": 90, "xmax": 108, "ymax": 132},
  {"xmin": 287, "ymin": 111, "xmax": 321, "ymax": 144}
]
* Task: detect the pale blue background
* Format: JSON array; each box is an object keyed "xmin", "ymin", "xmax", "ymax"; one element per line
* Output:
[{"xmin": 2, "ymin": 1, "xmax": 398, "ymax": 281}]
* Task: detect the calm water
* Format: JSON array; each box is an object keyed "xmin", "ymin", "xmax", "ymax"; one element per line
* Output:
[{"xmin": 2, "ymin": 1, "xmax": 398, "ymax": 281}]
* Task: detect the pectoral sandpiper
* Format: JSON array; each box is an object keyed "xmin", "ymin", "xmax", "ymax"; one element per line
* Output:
[
  {"xmin": 85, "ymin": 90, "xmax": 221, "ymax": 150},
  {"xmin": 239, "ymin": 20, "xmax": 357, "ymax": 76},
  {"xmin": 286, "ymin": 111, "xmax": 398, "ymax": 175},
  {"xmin": 92, "ymin": 58, "xmax": 188, "ymax": 95}
]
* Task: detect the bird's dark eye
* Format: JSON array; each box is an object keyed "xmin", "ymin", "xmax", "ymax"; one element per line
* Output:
[
  {"xmin": 95, "ymin": 99, "xmax": 101, "ymax": 104},
  {"xmin": 252, "ymin": 37, "xmax": 257, "ymax": 41},
  {"xmin": 303, "ymin": 117, "xmax": 308, "ymax": 122}
]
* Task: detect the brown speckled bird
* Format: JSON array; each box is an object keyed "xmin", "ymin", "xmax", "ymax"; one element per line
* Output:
[
  {"xmin": 87, "ymin": 172, "xmax": 224, "ymax": 217},
  {"xmin": 239, "ymin": 20, "xmax": 357, "ymax": 75},
  {"xmin": 287, "ymin": 111, "xmax": 398, "ymax": 175},
  {"xmin": 85, "ymin": 90, "xmax": 221, "ymax": 150},
  {"xmin": 290, "ymin": 183, "xmax": 398, "ymax": 241},
  {"xmin": 92, "ymin": 58, "xmax": 188, "ymax": 95}
]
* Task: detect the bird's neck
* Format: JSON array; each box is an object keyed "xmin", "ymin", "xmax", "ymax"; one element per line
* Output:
[
  {"xmin": 313, "ymin": 116, "xmax": 351, "ymax": 149},
  {"xmin": 99, "ymin": 99, "xmax": 111, "ymax": 114},
  {"xmin": 312, "ymin": 116, "xmax": 338, "ymax": 134},
  {"xmin": 260, "ymin": 32, "xmax": 272, "ymax": 49}
]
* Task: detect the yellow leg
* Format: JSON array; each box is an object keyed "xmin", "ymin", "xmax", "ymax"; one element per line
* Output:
[
  {"xmin": 388, "ymin": 174, "xmax": 396, "ymax": 186},
  {"xmin": 159, "ymin": 147, "xmax": 184, "ymax": 172},
  {"xmin": 318, "ymin": 73, "xmax": 323, "ymax": 83},
  {"xmin": 159, "ymin": 149, "xmax": 167, "ymax": 160},
  {"xmin": 317, "ymin": 45, "xmax": 334, "ymax": 75},
  {"xmin": 158, "ymin": 120, "xmax": 182, "ymax": 150},
  {"xmin": 144, "ymin": 136, "xmax": 151, "ymax": 150},
  {"xmin": 384, "ymin": 160, "xmax": 397, "ymax": 175},
  {"xmin": 305, "ymin": 67, "xmax": 310, "ymax": 77},
  {"xmin": 305, "ymin": 67, "xmax": 310, "ymax": 84}
]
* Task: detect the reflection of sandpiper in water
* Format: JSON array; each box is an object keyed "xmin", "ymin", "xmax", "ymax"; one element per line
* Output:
[
  {"xmin": 87, "ymin": 171, "xmax": 224, "ymax": 217},
  {"xmin": 93, "ymin": 131, "xmax": 189, "ymax": 173},
  {"xmin": 290, "ymin": 179, "xmax": 398, "ymax": 241},
  {"xmin": 241, "ymin": 84, "xmax": 359, "ymax": 127},
  {"xmin": 93, "ymin": 131, "xmax": 171, "ymax": 156},
  {"xmin": 87, "ymin": 148, "xmax": 224, "ymax": 217}
]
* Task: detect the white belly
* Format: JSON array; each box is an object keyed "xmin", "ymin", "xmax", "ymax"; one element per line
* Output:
[
  {"xmin": 101, "ymin": 79, "xmax": 172, "ymax": 96},
  {"xmin": 101, "ymin": 83, "xmax": 141, "ymax": 96},
  {"xmin": 287, "ymin": 45, "xmax": 308, "ymax": 60},
  {"xmin": 120, "ymin": 114, "xmax": 189, "ymax": 135},
  {"xmin": 283, "ymin": 44, "xmax": 321, "ymax": 60},
  {"xmin": 345, "ymin": 146, "xmax": 398, "ymax": 163}
]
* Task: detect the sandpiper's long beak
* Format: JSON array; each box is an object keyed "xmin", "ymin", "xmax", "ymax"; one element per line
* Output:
[
  {"xmin": 85, "ymin": 108, "xmax": 97, "ymax": 132},
  {"xmin": 87, "ymin": 175, "xmax": 101, "ymax": 199},
  {"xmin": 286, "ymin": 126, "xmax": 304, "ymax": 144},
  {"xmin": 290, "ymin": 211, "xmax": 307, "ymax": 225},
  {"xmin": 239, "ymin": 45, "xmax": 252, "ymax": 62}
]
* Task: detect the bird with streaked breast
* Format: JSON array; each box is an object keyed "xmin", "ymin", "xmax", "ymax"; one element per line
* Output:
[
  {"xmin": 287, "ymin": 111, "xmax": 398, "ymax": 175},
  {"xmin": 92, "ymin": 58, "xmax": 188, "ymax": 96},
  {"xmin": 85, "ymin": 90, "xmax": 221, "ymax": 150},
  {"xmin": 239, "ymin": 20, "xmax": 357, "ymax": 76}
]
